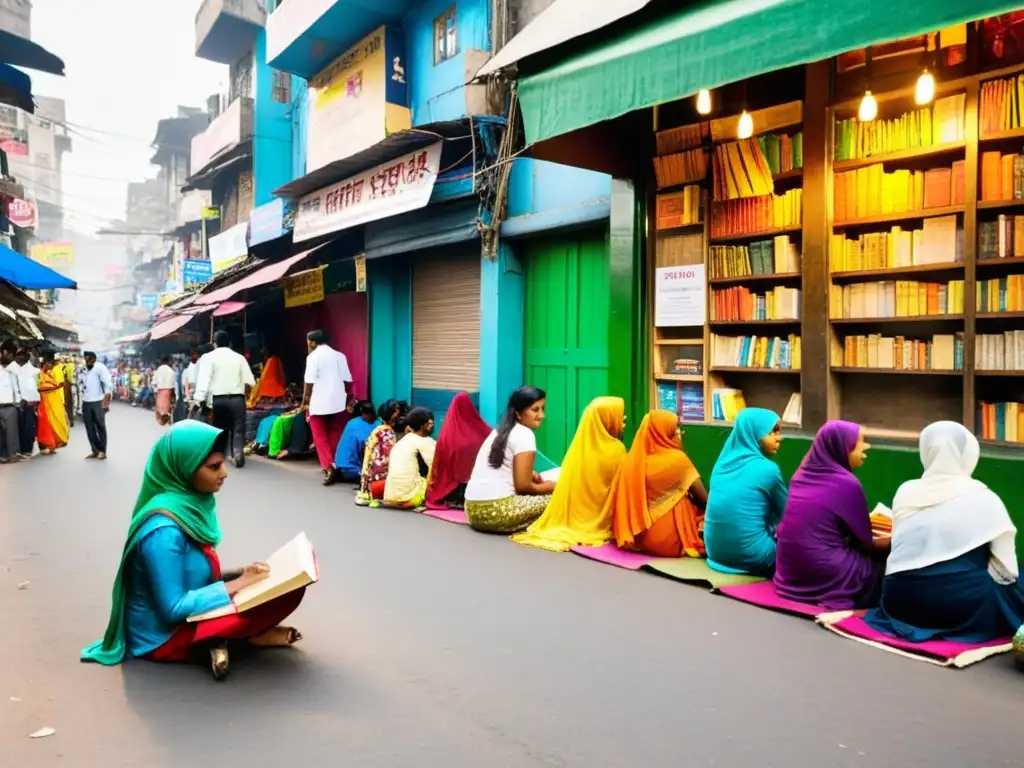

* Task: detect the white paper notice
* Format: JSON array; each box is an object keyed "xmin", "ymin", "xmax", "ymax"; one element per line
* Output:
[{"xmin": 654, "ymin": 265, "xmax": 706, "ymax": 327}]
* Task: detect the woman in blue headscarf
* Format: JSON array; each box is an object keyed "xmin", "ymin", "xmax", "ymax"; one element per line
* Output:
[{"xmin": 703, "ymin": 408, "xmax": 788, "ymax": 575}]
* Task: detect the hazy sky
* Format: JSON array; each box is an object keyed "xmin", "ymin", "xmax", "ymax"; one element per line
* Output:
[{"xmin": 25, "ymin": 0, "xmax": 225, "ymax": 233}]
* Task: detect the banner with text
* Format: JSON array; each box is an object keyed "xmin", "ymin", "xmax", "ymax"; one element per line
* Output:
[
  {"xmin": 31, "ymin": 242, "xmax": 74, "ymax": 268},
  {"xmin": 282, "ymin": 267, "xmax": 325, "ymax": 308},
  {"xmin": 183, "ymin": 259, "xmax": 213, "ymax": 288},
  {"xmin": 208, "ymin": 222, "xmax": 249, "ymax": 274},
  {"xmin": 654, "ymin": 265, "xmax": 706, "ymax": 327},
  {"xmin": 294, "ymin": 142, "xmax": 441, "ymax": 243},
  {"xmin": 7, "ymin": 197, "xmax": 36, "ymax": 228}
]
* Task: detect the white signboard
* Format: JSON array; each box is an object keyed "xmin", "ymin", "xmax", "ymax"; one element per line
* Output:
[
  {"xmin": 294, "ymin": 142, "xmax": 442, "ymax": 243},
  {"xmin": 208, "ymin": 222, "xmax": 249, "ymax": 274},
  {"xmin": 655, "ymin": 265, "xmax": 706, "ymax": 327}
]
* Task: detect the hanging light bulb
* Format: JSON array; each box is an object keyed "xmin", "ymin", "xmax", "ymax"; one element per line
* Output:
[
  {"xmin": 696, "ymin": 89, "xmax": 712, "ymax": 115},
  {"xmin": 858, "ymin": 90, "xmax": 878, "ymax": 122},
  {"xmin": 737, "ymin": 110, "xmax": 754, "ymax": 139},
  {"xmin": 915, "ymin": 68, "xmax": 935, "ymax": 105}
]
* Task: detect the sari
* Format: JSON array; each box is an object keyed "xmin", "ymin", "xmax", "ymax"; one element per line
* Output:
[
  {"xmin": 247, "ymin": 356, "xmax": 287, "ymax": 408},
  {"xmin": 425, "ymin": 393, "xmax": 492, "ymax": 508},
  {"xmin": 512, "ymin": 396, "xmax": 626, "ymax": 551},
  {"xmin": 37, "ymin": 368, "xmax": 69, "ymax": 450},
  {"xmin": 604, "ymin": 410, "xmax": 704, "ymax": 557},
  {"xmin": 358, "ymin": 423, "xmax": 397, "ymax": 501}
]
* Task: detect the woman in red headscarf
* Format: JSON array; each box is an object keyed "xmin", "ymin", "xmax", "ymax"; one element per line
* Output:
[{"xmin": 425, "ymin": 392, "xmax": 492, "ymax": 509}]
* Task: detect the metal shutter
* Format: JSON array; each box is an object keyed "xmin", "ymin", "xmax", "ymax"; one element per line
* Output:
[{"xmin": 412, "ymin": 254, "xmax": 481, "ymax": 391}]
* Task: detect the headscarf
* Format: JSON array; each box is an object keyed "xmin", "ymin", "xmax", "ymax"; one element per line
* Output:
[
  {"xmin": 426, "ymin": 393, "xmax": 492, "ymax": 506},
  {"xmin": 605, "ymin": 409, "xmax": 700, "ymax": 550},
  {"xmin": 887, "ymin": 421, "xmax": 1018, "ymax": 581},
  {"xmin": 513, "ymin": 397, "xmax": 627, "ymax": 551},
  {"xmin": 247, "ymin": 355, "xmax": 287, "ymax": 407},
  {"xmin": 709, "ymin": 407, "xmax": 780, "ymax": 488},
  {"xmin": 81, "ymin": 421, "xmax": 225, "ymax": 665}
]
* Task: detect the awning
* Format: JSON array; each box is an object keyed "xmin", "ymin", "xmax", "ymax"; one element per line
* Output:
[
  {"xmin": 196, "ymin": 249, "xmax": 319, "ymax": 305},
  {"xmin": 0, "ymin": 30, "xmax": 65, "ymax": 75},
  {"xmin": 365, "ymin": 198, "xmax": 481, "ymax": 259},
  {"xmin": 213, "ymin": 301, "xmax": 249, "ymax": 317},
  {"xmin": 0, "ymin": 63, "xmax": 33, "ymax": 113},
  {"xmin": 116, "ymin": 332, "xmax": 149, "ymax": 345},
  {"xmin": 516, "ymin": 0, "xmax": 1024, "ymax": 144},
  {"xmin": 149, "ymin": 313, "xmax": 199, "ymax": 341},
  {"xmin": 182, "ymin": 140, "xmax": 252, "ymax": 192},
  {"xmin": 0, "ymin": 243, "xmax": 76, "ymax": 290}
]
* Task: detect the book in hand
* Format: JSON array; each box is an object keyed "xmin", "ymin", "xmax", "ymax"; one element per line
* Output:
[
  {"xmin": 188, "ymin": 532, "xmax": 319, "ymax": 622},
  {"xmin": 540, "ymin": 467, "xmax": 561, "ymax": 482}
]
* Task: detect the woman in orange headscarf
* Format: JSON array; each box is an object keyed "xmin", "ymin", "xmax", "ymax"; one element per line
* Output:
[
  {"xmin": 603, "ymin": 410, "xmax": 709, "ymax": 558},
  {"xmin": 247, "ymin": 353, "xmax": 287, "ymax": 408},
  {"xmin": 512, "ymin": 396, "xmax": 627, "ymax": 552}
]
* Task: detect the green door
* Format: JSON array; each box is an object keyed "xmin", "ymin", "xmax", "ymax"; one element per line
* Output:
[{"xmin": 524, "ymin": 231, "xmax": 610, "ymax": 463}]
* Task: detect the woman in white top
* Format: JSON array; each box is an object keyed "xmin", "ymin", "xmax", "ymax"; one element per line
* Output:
[
  {"xmin": 465, "ymin": 386, "xmax": 556, "ymax": 533},
  {"xmin": 382, "ymin": 407, "xmax": 436, "ymax": 509}
]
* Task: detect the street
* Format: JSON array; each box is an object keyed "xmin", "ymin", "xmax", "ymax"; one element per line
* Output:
[{"xmin": 1, "ymin": 407, "xmax": 1020, "ymax": 767}]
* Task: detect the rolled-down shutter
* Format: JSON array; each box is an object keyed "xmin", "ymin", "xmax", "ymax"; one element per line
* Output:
[{"xmin": 412, "ymin": 254, "xmax": 481, "ymax": 392}]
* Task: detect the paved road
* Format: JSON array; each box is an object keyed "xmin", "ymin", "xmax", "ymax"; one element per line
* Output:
[{"xmin": 1, "ymin": 407, "xmax": 1020, "ymax": 767}]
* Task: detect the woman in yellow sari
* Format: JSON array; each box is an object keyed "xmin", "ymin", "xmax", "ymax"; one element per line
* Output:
[
  {"xmin": 37, "ymin": 359, "xmax": 70, "ymax": 455},
  {"xmin": 512, "ymin": 396, "xmax": 627, "ymax": 552},
  {"xmin": 603, "ymin": 410, "xmax": 708, "ymax": 558}
]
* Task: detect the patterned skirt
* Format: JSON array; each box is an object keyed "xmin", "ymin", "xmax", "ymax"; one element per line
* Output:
[{"xmin": 466, "ymin": 494, "xmax": 552, "ymax": 534}]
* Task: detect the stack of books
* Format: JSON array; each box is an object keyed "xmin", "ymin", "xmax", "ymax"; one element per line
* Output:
[
  {"xmin": 829, "ymin": 280, "xmax": 964, "ymax": 318},
  {"xmin": 977, "ymin": 402, "xmax": 1024, "ymax": 443},
  {"xmin": 711, "ymin": 334, "xmax": 801, "ymax": 370},
  {"xmin": 710, "ymin": 236, "xmax": 800, "ymax": 277},
  {"xmin": 980, "ymin": 75, "xmax": 1024, "ymax": 136},
  {"xmin": 834, "ymin": 163, "xmax": 964, "ymax": 221},
  {"xmin": 830, "ymin": 217, "xmax": 962, "ymax": 270},
  {"xmin": 833, "ymin": 94, "xmax": 965, "ymax": 160},
  {"xmin": 656, "ymin": 382, "xmax": 706, "ymax": 422},
  {"xmin": 656, "ymin": 123, "xmax": 710, "ymax": 154},
  {"xmin": 712, "ymin": 139, "xmax": 775, "ymax": 200},
  {"xmin": 976, "ymin": 332, "xmax": 1024, "ymax": 371},
  {"xmin": 654, "ymin": 148, "xmax": 709, "ymax": 188}
]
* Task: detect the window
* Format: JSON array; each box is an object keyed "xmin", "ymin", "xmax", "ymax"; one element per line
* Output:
[
  {"xmin": 272, "ymin": 70, "xmax": 291, "ymax": 104},
  {"xmin": 433, "ymin": 6, "xmax": 458, "ymax": 65}
]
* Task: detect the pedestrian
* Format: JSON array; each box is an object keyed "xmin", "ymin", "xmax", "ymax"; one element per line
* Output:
[
  {"xmin": 61, "ymin": 356, "xmax": 75, "ymax": 428},
  {"xmin": 193, "ymin": 331, "xmax": 254, "ymax": 468},
  {"xmin": 182, "ymin": 348, "xmax": 199, "ymax": 402},
  {"xmin": 0, "ymin": 341, "xmax": 22, "ymax": 463},
  {"xmin": 12, "ymin": 347, "xmax": 40, "ymax": 458},
  {"xmin": 82, "ymin": 350, "xmax": 113, "ymax": 460},
  {"xmin": 153, "ymin": 356, "xmax": 176, "ymax": 426},
  {"xmin": 36, "ymin": 355, "xmax": 69, "ymax": 455},
  {"xmin": 301, "ymin": 329, "xmax": 353, "ymax": 486}
]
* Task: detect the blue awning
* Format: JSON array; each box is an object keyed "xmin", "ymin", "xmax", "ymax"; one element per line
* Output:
[
  {"xmin": 0, "ymin": 63, "xmax": 33, "ymax": 112},
  {"xmin": 0, "ymin": 243, "xmax": 76, "ymax": 290},
  {"xmin": 0, "ymin": 30, "xmax": 65, "ymax": 75}
]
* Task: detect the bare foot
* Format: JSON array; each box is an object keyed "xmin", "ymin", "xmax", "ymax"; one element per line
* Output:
[
  {"xmin": 85, "ymin": 452, "xmax": 98, "ymax": 459},
  {"xmin": 248, "ymin": 626, "xmax": 302, "ymax": 648},
  {"xmin": 209, "ymin": 646, "xmax": 229, "ymax": 680},
  {"xmin": 96, "ymin": 452, "xmax": 107, "ymax": 461}
]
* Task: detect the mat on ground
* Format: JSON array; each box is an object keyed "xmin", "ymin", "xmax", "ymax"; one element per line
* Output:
[
  {"xmin": 422, "ymin": 506, "xmax": 469, "ymax": 525},
  {"xmin": 570, "ymin": 545, "xmax": 765, "ymax": 588},
  {"xmin": 817, "ymin": 611, "xmax": 1013, "ymax": 668},
  {"xmin": 570, "ymin": 543, "xmax": 654, "ymax": 570},
  {"xmin": 718, "ymin": 580, "xmax": 823, "ymax": 618}
]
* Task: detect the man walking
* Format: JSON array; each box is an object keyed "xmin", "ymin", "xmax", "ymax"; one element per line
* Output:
[
  {"xmin": 193, "ymin": 331, "xmax": 254, "ymax": 468},
  {"xmin": 302, "ymin": 329, "xmax": 353, "ymax": 486},
  {"xmin": 153, "ymin": 355, "xmax": 176, "ymax": 426},
  {"xmin": 11, "ymin": 347, "xmax": 39, "ymax": 458},
  {"xmin": 81, "ymin": 351, "xmax": 112, "ymax": 460},
  {"xmin": 0, "ymin": 341, "xmax": 22, "ymax": 463}
]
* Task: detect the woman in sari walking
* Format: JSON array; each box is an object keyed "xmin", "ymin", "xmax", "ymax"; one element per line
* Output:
[{"xmin": 36, "ymin": 358, "xmax": 69, "ymax": 455}]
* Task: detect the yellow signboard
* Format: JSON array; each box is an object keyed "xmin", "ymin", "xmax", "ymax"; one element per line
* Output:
[
  {"xmin": 354, "ymin": 255, "xmax": 366, "ymax": 293},
  {"xmin": 31, "ymin": 242, "xmax": 74, "ymax": 267},
  {"xmin": 158, "ymin": 292, "xmax": 182, "ymax": 306},
  {"xmin": 283, "ymin": 268, "xmax": 325, "ymax": 308}
]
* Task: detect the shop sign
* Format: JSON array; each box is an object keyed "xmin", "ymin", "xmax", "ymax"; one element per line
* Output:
[
  {"xmin": 158, "ymin": 292, "xmax": 182, "ymax": 307},
  {"xmin": 654, "ymin": 265, "xmax": 706, "ymax": 327},
  {"xmin": 294, "ymin": 142, "xmax": 441, "ymax": 243},
  {"xmin": 354, "ymin": 255, "xmax": 366, "ymax": 293},
  {"xmin": 30, "ymin": 242, "xmax": 73, "ymax": 267},
  {"xmin": 201, "ymin": 206, "xmax": 221, "ymax": 220},
  {"xmin": 183, "ymin": 259, "xmax": 213, "ymax": 288},
  {"xmin": 282, "ymin": 267, "xmax": 325, "ymax": 308},
  {"xmin": 139, "ymin": 293, "xmax": 159, "ymax": 311},
  {"xmin": 7, "ymin": 196, "xmax": 36, "ymax": 228},
  {"xmin": 208, "ymin": 222, "xmax": 249, "ymax": 274},
  {"xmin": 249, "ymin": 198, "xmax": 287, "ymax": 246},
  {"xmin": 306, "ymin": 26, "xmax": 410, "ymax": 173}
]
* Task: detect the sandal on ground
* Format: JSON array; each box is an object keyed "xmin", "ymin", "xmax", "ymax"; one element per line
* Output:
[
  {"xmin": 249, "ymin": 626, "xmax": 303, "ymax": 648},
  {"xmin": 209, "ymin": 646, "xmax": 229, "ymax": 681}
]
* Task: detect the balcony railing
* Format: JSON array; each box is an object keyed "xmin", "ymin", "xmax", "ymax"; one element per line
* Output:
[
  {"xmin": 195, "ymin": 0, "xmax": 266, "ymax": 64},
  {"xmin": 189, "ymin": 97, "xmax": 254, "ymax": 177}
]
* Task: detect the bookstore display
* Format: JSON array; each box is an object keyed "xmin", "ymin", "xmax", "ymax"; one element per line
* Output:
[{"xmin": 646, "ymin": 21, "xmax": 1024, "ymax": 446}]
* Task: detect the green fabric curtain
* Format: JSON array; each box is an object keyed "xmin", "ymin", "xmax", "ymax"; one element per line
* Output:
[{"xmin": 518, "ymin": 0, "xmax": 1024, "ymax": 145}]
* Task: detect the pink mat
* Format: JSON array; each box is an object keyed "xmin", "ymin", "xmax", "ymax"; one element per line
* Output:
[
  {"xmin": 818, "ymin": 611, "xmax": 1013, "ymax": 668},
  {"xmin": 422, "ymin": 507, "xmax": 469, "ymax": 525},
  {"xmin": 425, "ymin": 500, "xmax": 460, "ymax": 512},
  {"xmin": 718, "ymin": 580, "xmax": 824, "ymax": 619},
  {"xmin": 570, "ymin": 544, "xmax": 654, "ymax": 570}
]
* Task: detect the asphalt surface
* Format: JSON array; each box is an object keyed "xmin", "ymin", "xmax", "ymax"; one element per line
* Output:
[{"xmin": 1, "ymin": 406, "xmax": 1021, "ymax": 767}]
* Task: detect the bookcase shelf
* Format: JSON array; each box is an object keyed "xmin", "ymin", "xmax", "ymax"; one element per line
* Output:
[
  {"xmin": 979, "ymin": 127, "xmax": 1024, "ymax": 144},
  {"xmin": 976, "ymin": 370, "xmax": 1024, "ymax": 377},
  {"xmin": 709, "ymin": 318, "xmax": 800, "ymax": 327},
  {"xmin": 772, "ymin": 168, "xmax": 803, "ymax": 182},
  {"xmin": 976, "ymin": 311, "xmax": 1024, "ymax": 320},
  {"xmin": 833, "ymin": 206, "xmax": 965, "ymax": 229},
  {"xmin": 830, "ymin": 263, "xmax": 964, "ymax": 282},
  {"xmin": 832, "ymin": 367, "xmax": 963, "ymax": 376},
  {"xmin": 656, "ymin": 223, "xmax": 705, "ymax": 236},
  {"xmin": 977, "ymin": 256, "xmax": 1024, "ymax": 269},
  {"xmin": 708, "ymin": 271, "xmax": 801, "ymax": 286},
  {"xmin": 711, "ymin": 366, "xmax": 800, "ymax": 374},
  {"xmin": 830, "ymin": 315, "xmax": 964, "ymax": 325},
  {"xmin": 709, "ymin": 226, "xmax": 802, "ymax": 244},
  {"xmin": 977, "ymin": 199, "xmax": 1024, "ymax": 210},
  {"xmin": 832, "ymin": 142, "xmax": 966, "ymax": 173},
  {"xmin": 655, "ymin": 373, "xmax": 704, "ymax": 382}
]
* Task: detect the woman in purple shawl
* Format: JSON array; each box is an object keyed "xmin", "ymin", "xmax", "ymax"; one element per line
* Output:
[{"xmin": 774, "ymin": 420, "xmax": 887, "ymax": 609}]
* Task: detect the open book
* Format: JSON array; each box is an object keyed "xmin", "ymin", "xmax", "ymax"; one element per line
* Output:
[
  {"xmin": 540, "ymin": 467, "xmax": 561, "ymax": 482},
  {"xmin": 869, "ymin": 503, "xmax": 893, "ymax": 539},
  {"xmin": 188, "ymin": 532, "xmax": 319, "ymax": 622}
]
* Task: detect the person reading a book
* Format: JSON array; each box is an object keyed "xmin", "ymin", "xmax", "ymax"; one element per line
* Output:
[
  {"xmin": 510, "ymin": 397, "xmax": 625, "ymax": 551},
  {"xmin": 464, "ymin": 386, "xmax": 556, "ymax": 534},
  {"xmin": 334, "ymin": 400, "xmax": 379, "ymax": 483},
  {"xmin": 773, "ymin": 421, "xmax": 887, "ymax": 609},
  {"xmin": 703, "ymin": 408, "xmax": 788, "ymax": 575},
  {"xmin": 864, "ymin": 421, "xmax": 1024, "ymax": 662},
  {"xmin": 382, "ymin": 407, "xmax": 437, "ymax": 509},
  {"xmin": 425, "ymin": 392, "xmax": 492, "ymax": 509},
  {"xmin": 356, "ymin": 399, "xmax": 409, "ymax": 506},
  {"xmin": 81, "ymin": 421, "xmax": 305, "ymax": 680}
]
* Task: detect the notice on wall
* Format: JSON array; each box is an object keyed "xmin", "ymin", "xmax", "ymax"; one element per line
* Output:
[
  {"xmin": 183, "ymin": 259, "xmax": 213, "ymax": 288},
  {"xmin": 354, "ymin": 254, "xmax": 366, "ymax": 293},
  {"xmin": 31, "ymin": 242, "xmax": 74, "ymax": 268},
  {"xmin": 208, "ymin": 222, "xmax": 249, "ymax": 274},
  {"xmin": 654, "ymin": 265, "xmax": 706, "ymax": 327},
  {"xmin": 283, "ymin": 268, "xmax": 325, "ymax": 308}
]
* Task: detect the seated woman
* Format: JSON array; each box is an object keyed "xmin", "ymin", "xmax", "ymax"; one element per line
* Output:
[
  {"xmin": 865, "ymin": 421, "xmax": 1024, "ymax": 654},
  {"xmin": 382, "ymin": 407, "xmax": 436, "ymax": 509},
  {"xmin": 246, "ymin": 351, "xmax": 287, "ymax": 408},
  {"xmin": 81, "ymin": 422, "xmax": 304, "ymax": 680},
  {"xmin": 335, "ymin": 400, "xmax": 379, "ymax": 483},
  {"xmin": 774, "ymin": 421, "xmax": 886, "ymax": 609},
  {"xmin": 425, "ymin": 392, "xmax": 492, "ymax": 509},
  {"xmin": 356, "ymin": 399, "xmax": 410, "ymax": 506},
  {"xmin": 512, "ymin": 397, "xmax": 626, "ymax": 551},
  {"xmin": 603, "ymin": 409, "xmax": 708, "ymax": 557},
  {"xmin": 703, "ymin": 407, "xmax": 787, "ymax": 575},
  {"xmin": 465, "ymin": 386, "xmax": 556, "ymax": 534}
]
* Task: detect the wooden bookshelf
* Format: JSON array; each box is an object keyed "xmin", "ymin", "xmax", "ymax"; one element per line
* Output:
[
  {"xmin": 709, "ymin": 225, "xmax": 801, "ymax": 244},
  {"xmin": 832, "ymin": 367, "xmax": 963, "ymax": 375},
  {"xmin": 708, "ymin": 271, "xmax": 801, "ymax": 286},
  {"xmin": 977, "ymin": 199, "xmax": 1024, "ymax": 210},
  {"xmin": 710, "ymin": 366, "xmax": 800, "ymax": 374},
  {"xmin": 833, "ymin": 206, "xmax": 965, "ymax": 229},
  {"xmin": 832, "ymin": 142, "xmax": 966, "ymax": 173},
  {"xmin": 829, "ymin": 315, "xmax": 964, "ymax": 324},
  {"xmin": 830, "ymin": 263, "xmax": 964, "ymax": 282}
]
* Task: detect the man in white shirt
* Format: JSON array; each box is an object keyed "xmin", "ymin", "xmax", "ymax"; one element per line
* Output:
[
  {"xmin": 302, "ymin": 329, "xmax": 354, "ymax": 485},
  {"xmin": 153, "ymin": 355, "xmax": 177, "ymax": 426},
  {"xmin": 81, "ymin": 351, "xmax": 113, "ymax": 460},
  {"xmin": 0, "ymin": 341, "xmax": 23, "ymax": 462},
  {"xmin": 193, "ymin": 331, "xmax": 255, "ymax": 468},
  {"xmin": 11, "ymin": 347, "xmax": 40, "ymax": 458},
  {"xmin": 182, "ymin": 349, "xmax": 199, "ymax": 401}
]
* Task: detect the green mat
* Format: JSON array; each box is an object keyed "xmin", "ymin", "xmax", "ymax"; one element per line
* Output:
[{"xmin": 644, "ymin": 558, "xmax": 766, "ymax": 590}]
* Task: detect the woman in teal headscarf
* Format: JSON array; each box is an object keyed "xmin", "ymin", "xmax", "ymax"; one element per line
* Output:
[
  {"xmin": 81, "ymin": 421, "xmax": 304, "ymax": 680},
  {"xmin": 703, "ymin": 407, "xmax": 788, "ymax": 576}
]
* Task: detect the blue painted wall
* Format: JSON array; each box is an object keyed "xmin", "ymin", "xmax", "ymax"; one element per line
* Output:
[
  {"xmin": 478, "ymin": 243, "xmax": 524, "ymax": 425},
  {"xmin": 253, "ymin": 29, "xmax": 294, "ymax": 205},
  {"xmin": 503, "ymin": 158, "xmax": 612, "ymax": 236},
  {"xmin": 367, "ymin": 255, "xmax": 413, "ymax": 407},
  {"xmin": 289, "ymin": 77, "xmax": 308, "ymax": 182}
]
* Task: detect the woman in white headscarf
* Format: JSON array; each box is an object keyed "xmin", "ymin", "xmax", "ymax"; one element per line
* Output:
[{"xmin": 865, "ymin": 421, "xmax": 1024, "ymax": 652}]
